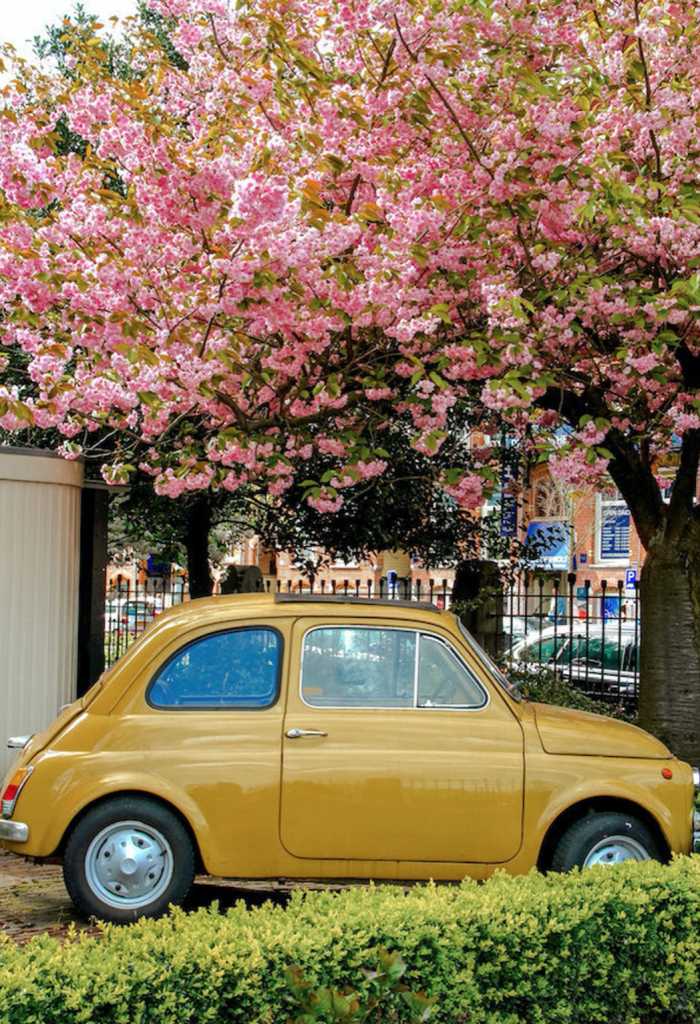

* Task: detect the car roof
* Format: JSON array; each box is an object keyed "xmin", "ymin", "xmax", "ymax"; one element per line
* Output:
[
  {"xmin": 136, "ymin": 591, "xmax": 449, "ymax": 630},
  {"xmin": 273, "ymin": 593, "xmax": 441, "ymax": 611}
]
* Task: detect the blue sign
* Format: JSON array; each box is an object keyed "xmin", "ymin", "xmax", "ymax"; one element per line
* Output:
[
  {"xmin": 625, "ymin": 569, "xmax": 637, "ymax": 589},
  {"xmin": 600, "ymin": 510, "xmax": 630, "ymax": 560},
  {"xmin": 602, "ymin": 596, "xmax": 621, "ymax": 619},
  {"xmin": 524, "ymin": 521, "xmax": 570, "ymax": 571},
  {"xmin": 499, "ymin": 459, "xmax": 519, "ymax": 538}
]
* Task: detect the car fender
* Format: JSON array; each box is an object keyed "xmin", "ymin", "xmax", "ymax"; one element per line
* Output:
[
  {"xmin": 525, "ymin": 756, "xmax": 694, "ymax": 860},
  {"xmin": 9, "ymin": 761, "xmax": 214, "ymax": 866}
]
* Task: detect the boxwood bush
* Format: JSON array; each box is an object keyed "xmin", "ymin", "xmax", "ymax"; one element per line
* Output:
[{"xmin": 2, "ymin": 857, "xmax": 700, "ymax": 1024}]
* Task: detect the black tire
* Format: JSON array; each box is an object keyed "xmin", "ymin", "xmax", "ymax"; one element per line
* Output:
[
  {"xmin": 63, "ymin": 797, "xmax": 195, "ymax": 923},
  {"xmin": 551, "ymin": 811, "xmax": 662, "ymax": 872}
]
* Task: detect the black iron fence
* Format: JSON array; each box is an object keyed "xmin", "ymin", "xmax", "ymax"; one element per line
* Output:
[
  {"xmin": 269, "ymin": 576, "xmax": 454, "ymax": 607},
  {"xmin": 103, "ymin": 571, "xmax": 640, "ymax": 707},
  {"xmin": 105, "ymin": 577, "xmax": 189, "ymax": 665},
  {"xmin": 493, "ymin": 575, "xmax": 640, "ymax": 709}
]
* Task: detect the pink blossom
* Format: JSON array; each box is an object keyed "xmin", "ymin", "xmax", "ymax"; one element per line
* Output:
[
  {"xmin": 443, "ymin": 474, "xmax": 484, "ymax": 508},
  {"xmin": 0, "ymin": 0, "xmax": 696, "ymax": 515}
]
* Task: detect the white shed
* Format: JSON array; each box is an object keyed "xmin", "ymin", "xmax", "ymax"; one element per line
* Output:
[{"xmin": 0, "ymin": 448, "xmax": 83, "ymax": 778}]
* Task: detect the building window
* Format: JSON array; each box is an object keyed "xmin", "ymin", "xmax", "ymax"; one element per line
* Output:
[
  {"xmin": 533, "ymin": 480, "xmax": 570, "ymax": 520},
  {"xmin": 330, "ymin": 553, "xmax": 361, "ymax": 569}
]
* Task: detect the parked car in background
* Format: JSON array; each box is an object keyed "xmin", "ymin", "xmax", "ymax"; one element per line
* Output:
[
  {"xmin": 105, "ymin": 600, "xmax": 156, "ymax": 633},
  {"xmin": 510, "ymin": 624, "xmax": 639, "ymax": 700},
  {"xmin": 500, "ymin": 615, "xmax": 542, "ymax": 651},
  {"xmin": 1, "ymin": 594, "xmax": 695, "ymax": 924},
  {"xmin": 119, "ymin": 601, "xmax": 157, "ymax": 631}
]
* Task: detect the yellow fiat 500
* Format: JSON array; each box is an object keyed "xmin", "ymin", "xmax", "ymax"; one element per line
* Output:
[{"xmin": 1, "ymin": 594, "xmax": 698, "ymax": 923}]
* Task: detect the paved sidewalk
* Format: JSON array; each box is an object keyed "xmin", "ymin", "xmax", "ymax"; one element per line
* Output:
[
  {"xmin": 0, "ymin": 848, "xmax": 96, "ymax": 944},
  {"xmin": 0, "ymin": 848, "xmax": 311, "ymax": 944}
]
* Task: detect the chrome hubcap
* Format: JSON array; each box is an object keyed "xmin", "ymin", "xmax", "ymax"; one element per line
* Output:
[
  {"xmin": 583, "ymin": 834, "xmax": 650, "ymax": 867},
  {"xmin": 85, "ymin": 820, "xmax": 174, "ymax": 909}
]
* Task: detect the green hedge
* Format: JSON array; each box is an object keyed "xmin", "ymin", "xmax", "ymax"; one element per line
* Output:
[{"xmin": 3, "ymin": 857, "xmax": 700, "ymax": 1024}]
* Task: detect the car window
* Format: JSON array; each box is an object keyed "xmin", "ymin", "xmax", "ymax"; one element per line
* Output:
[
  {"xmin": 520, "ymin": 635, "xmax": 567, "ymax": 664},
  {"xmin": 621, "ymin": 640, "xmax": 638, "ymax": 672},
  {"xmin": 566, "ymin": 635, "xmax": 637, "ymax": 672},
  {"xmin": 567, "ymin": 636, "xmax": 603, "ymax": 667},
  {"xmin": 417, "ymin": 635, "xmax": 487, "ymax": 707},
  {"xmin": 301, "ymin": 627, "xmax": 487, "ymax": 709},
  {"xmin": 148, "ymin": 628, "xmax": 281, "ymax": 708},
  {"xmin": 301, "ymin": 627, "xmax": 415, "ymax": 707},
  {"xmin": 455, "ymin": 616, "xmax": 521, "ymax": 702}
]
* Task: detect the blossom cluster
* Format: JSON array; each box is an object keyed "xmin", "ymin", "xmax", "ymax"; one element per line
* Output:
[{"xmin": 0, "ymin": 0, "xmax": 699, "ymax": 508}]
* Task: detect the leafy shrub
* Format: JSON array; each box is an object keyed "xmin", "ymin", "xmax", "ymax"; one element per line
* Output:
[
  {"xmin": 2, "ymin": 858, "xmax": 700, "ymax": 1024},
  {"xmin": 507, "ymin": 662, "xmax": 636, "ymax": 721},
  {"xmin": 285, "ymin": 949, "xmax": 436, "ymax": 1024}
]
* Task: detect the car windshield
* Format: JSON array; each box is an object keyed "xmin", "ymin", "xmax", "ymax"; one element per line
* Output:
[{"xmin": 455, "ymin": 615, "xmax": 521, "ymax": 702}]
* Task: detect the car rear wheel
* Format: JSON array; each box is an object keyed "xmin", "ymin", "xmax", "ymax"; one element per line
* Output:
[
  {"xmin": 63, "ymin": 797, "xmax": 195, "ymax": 923},
  {"xmin": 551, "ymin": 811, "xmax": 661, "ymax": 871}
]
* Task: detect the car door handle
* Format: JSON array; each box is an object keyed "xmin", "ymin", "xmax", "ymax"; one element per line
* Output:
[{"xmin": 285, "ymin": 728, "xmax": 328, "ymax": 739}]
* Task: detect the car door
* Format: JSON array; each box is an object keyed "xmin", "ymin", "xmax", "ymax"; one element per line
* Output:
[
  {"xmin": 128, "ymin": 621, "xmax": 287, "ymax": 877},
  {"xmin": 280, "ymin": 620, "xmax": 524, "ymax": 865}
]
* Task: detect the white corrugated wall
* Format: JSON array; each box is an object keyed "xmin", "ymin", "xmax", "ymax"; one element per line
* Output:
[{"xmin": 0, "ymin": 449, "xmax": 83, "ymax": 779}]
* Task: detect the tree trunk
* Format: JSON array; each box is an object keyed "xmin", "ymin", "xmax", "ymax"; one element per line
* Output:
[
  {"xmin": 184, "ymin": 496, "xmax": 213, "ymax": 599},
  {"xmin": 637, "ymin": 529, "xmax": 700, "ymax": 765}
]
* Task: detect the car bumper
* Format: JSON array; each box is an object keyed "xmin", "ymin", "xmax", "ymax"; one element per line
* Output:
[{"xmin": 0, "ymin": 819, "xmax": 29, "ymax": 842}]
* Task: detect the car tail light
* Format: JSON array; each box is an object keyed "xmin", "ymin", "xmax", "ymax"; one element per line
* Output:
[{"xmin": 1, "ymin": 767, "xmax": 33, "ymax": 816}]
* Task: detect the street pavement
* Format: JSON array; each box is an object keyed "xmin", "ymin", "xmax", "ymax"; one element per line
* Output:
[
  {"xmin": 0, "ymin": 848, "xmax": 95, "ymax": 944},
  {"xmin": 0, "ymin": 849, "xmax": 352, "ymax": 944}
]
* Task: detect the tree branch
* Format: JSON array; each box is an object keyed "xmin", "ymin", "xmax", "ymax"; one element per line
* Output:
[{"xmin": 344, "ymin": 173, "xmax": 362, "ymax": 216}]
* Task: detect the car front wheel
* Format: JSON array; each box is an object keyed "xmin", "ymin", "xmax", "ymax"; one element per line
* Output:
[
  {"xmin": 551, "ymin": 811, "xmax": 662, "ymax": 871},
  {"xmin": 63, "ymin": 797, "xmax": 195, "ymax": 923}
]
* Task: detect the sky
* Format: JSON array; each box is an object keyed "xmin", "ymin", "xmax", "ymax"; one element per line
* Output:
[{"xmin": 1, "ymin": 0, "xmax": 138, "ymax": 63}]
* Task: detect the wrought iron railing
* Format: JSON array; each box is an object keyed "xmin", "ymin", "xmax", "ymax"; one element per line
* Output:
[{"xmin": 103, "ymin": 571, "xmax": 640, "ymax": 707}]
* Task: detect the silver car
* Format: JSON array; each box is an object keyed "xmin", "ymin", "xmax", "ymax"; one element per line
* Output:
[{"xmin": 510, "ymin": 624, "xmax": 639, "ymax": 700}]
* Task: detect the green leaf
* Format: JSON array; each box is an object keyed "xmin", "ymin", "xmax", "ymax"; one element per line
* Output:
[
  {"xmin": 429, "ymin": 371, "xmax": 448, "ymax": 390},
  {"xmin": 427, "ymin": 303, "xmax": 453, "ymax": 324}
]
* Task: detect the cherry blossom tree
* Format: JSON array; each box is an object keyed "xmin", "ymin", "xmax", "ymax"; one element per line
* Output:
[{"xmin": 2, "ymin": 0, "xmax": 700, "ymax": 757}]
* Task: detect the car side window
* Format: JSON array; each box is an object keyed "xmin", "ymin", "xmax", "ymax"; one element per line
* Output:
[
  {"xmin": 301, "ymin": 627, "xmax": 416, "ymax": 707},
  {"xmin": 148, "ymin": 628, "xmax": 281, "ymax": 708},
  {"xmin": 301, "ymin": 627, "xmax": 486, "ymax": 709},
  {"xmin": 568, "ymin": 636, "xmax": 603, "ymax": 668},
  {"xmin": 417, "ymin": 635, "xmax": 487, "ymax": 707},
  {"xmin": 621, "ymin": 641, "xmax": 638, "ymax": 672},
  {"xmin": 520, "ymin": 636, "xmax": 564, "ymax": 664}
]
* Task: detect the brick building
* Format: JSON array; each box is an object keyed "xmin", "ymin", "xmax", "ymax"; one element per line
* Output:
[{"xmin": 515, "ymin": 460, "xmax": 687, "ymax": 622}]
